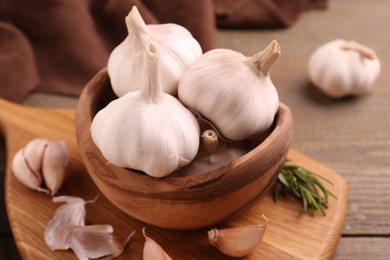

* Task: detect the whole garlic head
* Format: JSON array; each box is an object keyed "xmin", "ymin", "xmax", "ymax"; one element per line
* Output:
[
  {"xmin": 108, "ymin": 6, "xmax": 202, "ymax": 97},
  {"xmin": 178, "ymin": 40, "xmax": 280, "ymax": 141},
  {"xmin": 92, "ymin": 44, "xmax": 200, "ymax": 177},
  {"xmin": 308, "ymin": 39, "xmax": 381, "ymax": 98}
]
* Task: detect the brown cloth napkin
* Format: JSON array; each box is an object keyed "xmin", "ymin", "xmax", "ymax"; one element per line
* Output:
[{"xmin": 0, "ymin": 0, "xmax": 327, "ymax": 103}]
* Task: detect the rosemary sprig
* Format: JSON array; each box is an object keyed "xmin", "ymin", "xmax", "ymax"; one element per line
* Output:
[{"xmin": 273, "ymin": 161, "xmax": 336, "ymax": 216}]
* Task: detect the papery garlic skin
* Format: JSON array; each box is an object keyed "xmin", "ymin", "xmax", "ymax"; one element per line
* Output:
[
  {"xmin": 108, "ymin": 6, "xmax": 202, "ymax": 97},
  {"xmin": 11, "ymin": 138, "xmax": 49, "ymax": 191},
  {"xmin": 42, "ymin": 141, "xmax": 69, "ymax": 195},
  {"xmin": 178, "ymin": 41, "xmax": 280, "ymax": 141},
  {"xmin": 92, "ymin": 44, "xmax": 200, "ymax": 177},
  {"xmin": 44, "ymin": 196, "xmax": 89, "ymax": 251},
  {"xmin": 308, "ymin": 39, "xmax": 381, "ymax": 98}
]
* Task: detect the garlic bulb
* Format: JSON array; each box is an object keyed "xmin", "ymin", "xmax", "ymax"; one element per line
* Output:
[
  {"xmin": 92, "ymin": 43, "xmax": 200, "ymax": 177},
  {"xmin": 108, "ymin": 6, "xmax": 202, "ymax": 97},
  {"xmin": 11, "ymin": 138, "xmax": 69, "ymax": 195},
  {"xmin": 178, "ymin": 40, "xmax": 280, "ymax": 141},
  {"xmin": 308, "ymin": 39, "xmax": 381, "ymax": 98}
]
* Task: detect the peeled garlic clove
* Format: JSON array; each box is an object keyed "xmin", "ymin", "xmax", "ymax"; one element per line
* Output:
[
  {"xmin": 143, "ymin": 228, "xmax": 172, "ymax": 260},
  {"xmin": 178, "ymin": 40, "xmax": 280, "ymax": 141},
  {"xmin": 44, "ymin": 196, "xmax": 90, "ymax": 250},
  {"xmin": 92, "ymin": 43, "xmax": 200, "ymax": 177},
  {"xmin": 42, "ymin": 141, "xmax": 69, "ymax": 195},
  {"xmin": 70, "ymin": 225, "xmax": 134, "ymax": 259},
  {"xmin": 207, "ymin": 220, "xmax": 267, "ymax": 257},
  {"xmin": 11, "ymin": 138, "xmax": 49, "ymax": 192},
  {"xmin": 308, "ymin": 39, "xmax": 381, "ymax": 98},
  {"xmin": 108, "ymin": 6, "xmax": 202, "ymax": 97}
]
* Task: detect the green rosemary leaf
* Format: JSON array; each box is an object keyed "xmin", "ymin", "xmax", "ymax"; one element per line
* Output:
[{"xmin": 273, "ymin": 161, "xmax": 336, "ymax": 216}]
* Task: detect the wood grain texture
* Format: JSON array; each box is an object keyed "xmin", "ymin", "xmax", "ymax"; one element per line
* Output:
[{"xmin": 0, "ymin": 97, "xmax": 347, "ymax": 259}]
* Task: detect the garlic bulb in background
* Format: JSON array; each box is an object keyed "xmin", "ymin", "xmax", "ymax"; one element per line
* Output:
[
  {"xmin": 178, "ymin": 40, "xmax": 280, "ymax": 141},
  {"xmin": 308, "ymin": 39, "xmax": 381, "ymax": 98},
  {"xmin": 92, "ymin": 44, "xmax": 200, "ymax": 177},
  {"xmin": 108, "ymin": 6, "xmax": 202, "ymax": 97}
]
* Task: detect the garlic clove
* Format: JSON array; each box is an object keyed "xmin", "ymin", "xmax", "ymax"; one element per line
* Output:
[
  {"xmin": 142, "ymin": 228, "xmax": 172, "ymax": 260},
  {"xmin": 207, "ymin": 217, "xmax": 268, "ymax": 257},
  {"xmin": 11, "ymin": 138, "xmax": 49, "ymax": 192},
  {"xmin": 69, "ymin": 225, "xmax": 135, "ymax": 259},
  {"xmin": 308, "ymin": 39, "xmax": 381, "ymax": 98},
  {"xmin": 171, "ymin": 129, "xmax": 249, "ymax": 177},
  {"xmin": 44, "ymin": 196, "xmax": 90, "ymax": 250},
  {"xmin": 42, "ymin": 141, "xmax": 69, "ymax": 195}
]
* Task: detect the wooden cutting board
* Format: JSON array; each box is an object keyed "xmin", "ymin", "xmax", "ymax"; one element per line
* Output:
[{"xmin": 0, "ymin": 98, "xmax": 347, "ymax": 259}]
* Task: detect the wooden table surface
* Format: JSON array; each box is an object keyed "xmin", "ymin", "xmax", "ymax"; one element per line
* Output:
[{"xmin": 1, "ymin": 0, "xmax": 390, "ymax": 259}]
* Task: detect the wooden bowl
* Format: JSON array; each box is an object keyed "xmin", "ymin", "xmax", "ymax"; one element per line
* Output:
[{"xmin": 75, "ymin": 68, "xmax": 293, "ymax": 230}]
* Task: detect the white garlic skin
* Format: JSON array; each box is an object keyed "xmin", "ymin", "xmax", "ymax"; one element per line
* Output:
[
  {"xmin": 178, "ymin": 41, "xmax": 280, "ymax": 141},
  {"xmin": 308, "ymin": 39, "xmax": 381, "ymax": 98},
  {"xmin": 143, "ymin": 228, "xmax": 172, "ymax": 260},
  {"xmin": 92, "ymin": 44, "xmax": 200, "ymax": 178},
  {"xmin": 108, "ymin": 6, "xmax": 202, "ymax": 97}
]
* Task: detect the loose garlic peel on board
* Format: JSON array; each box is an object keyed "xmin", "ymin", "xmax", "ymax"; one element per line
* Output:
[
  {"xmin": 178, "ymin": 40, "xmax": 280, "ymax": 141},
  {"xmin": 107, "ymin": 6, "xmax": 202, "ymax": 97},
  {"xmin": 92, "ymin": 44, "xmax": 200, "ymax": 177},
  {"xmin": 308, "ymin": 39, "xmax": 381, "ymax": 98}
]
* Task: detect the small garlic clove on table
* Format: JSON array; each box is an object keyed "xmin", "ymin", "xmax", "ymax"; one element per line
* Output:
[
  {"xmin": 207, "ymin": 216, "xmax": 268, "ymax": 257},
  {"xmin": 142, "ymin": 228, "xmax": 172, "ymax": 260},
  {"xmin": 11, "ymin": 138, "xmax": 69, "ymax": 195},
  {"xmin": 11, "ymin": 138, "xmax": 49, "ymax": 192},
  {"xmin": 42, "ymin": 140, "xmax": 69, "ymax": 195}
]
